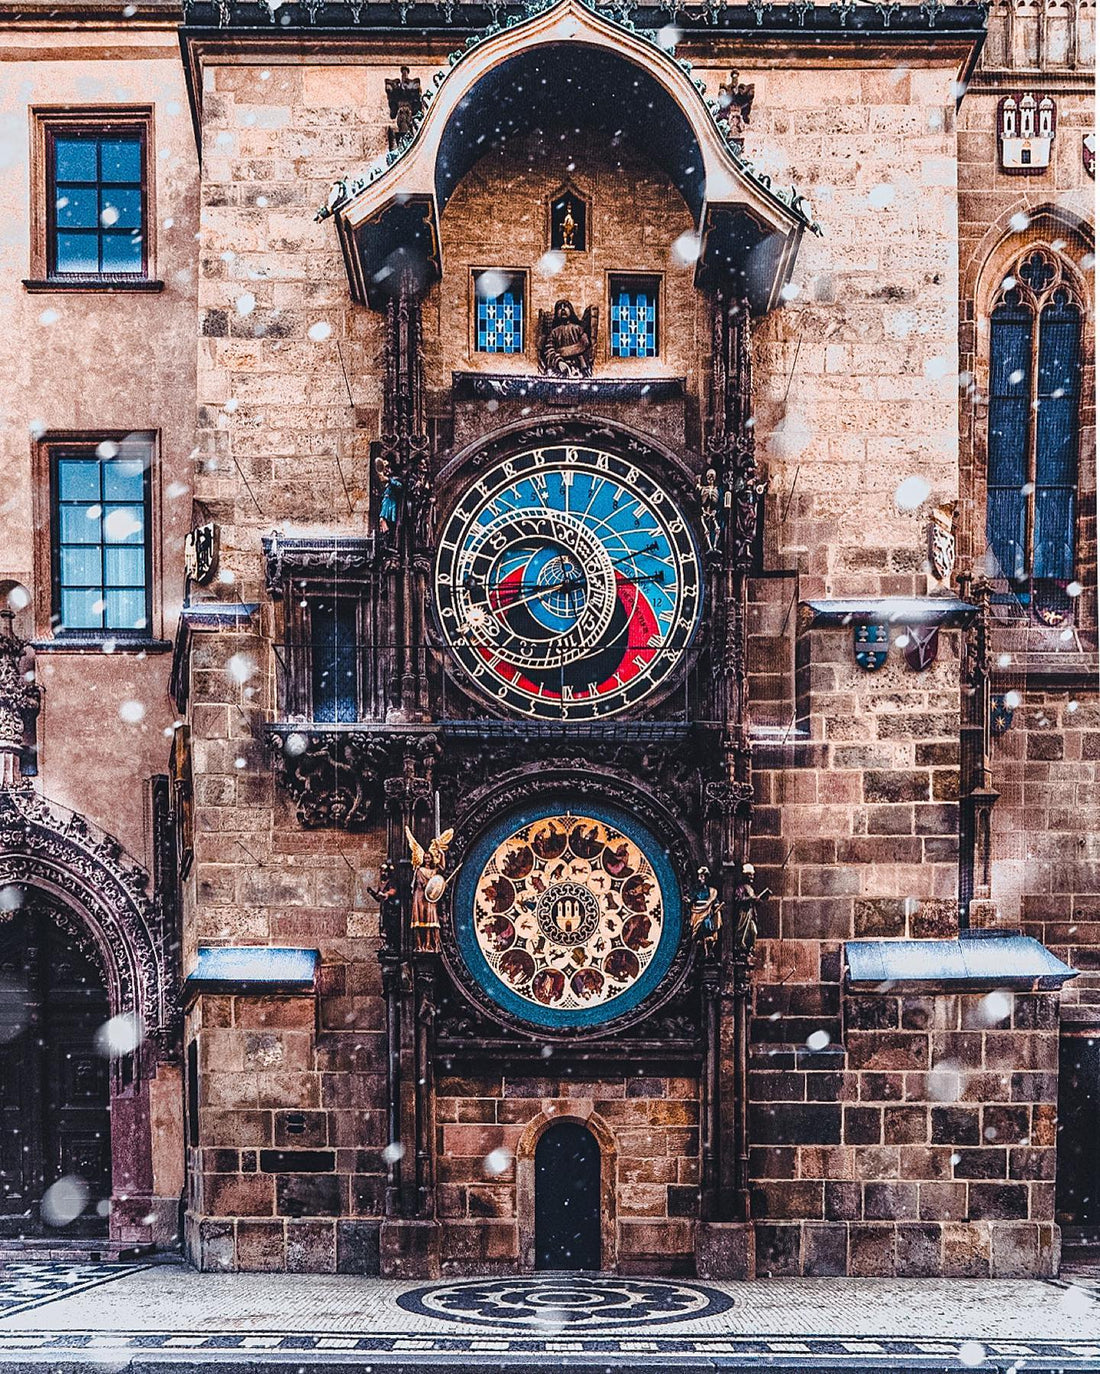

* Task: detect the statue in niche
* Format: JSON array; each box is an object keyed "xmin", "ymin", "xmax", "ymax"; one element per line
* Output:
[
  {"xmin": 537, "ymin": 300, "xmax": 597, "ymax": 378},
  {"xmin": 690, "ymin": 866, "xmax": 723, "ymax": 950},
  {"xmin": 549, "ymin": 187, "xmax": 587, "ymax": 252},
  {"xmin": 734, "ymin": 863, "xmax": 769, "ymax": 956},
  {"xmin": 405, "ymin": 825, "xmax": 454, "ymax": 953},
  {"xmin": 385, "ymin": 65, "xmax": 423, "ymax": 151},
  {"xmin": 696, "ymin": 467, "xmax": 722, "ymax": 554},
  {"xmin": 717, "ymin": 70, "xmax": 755, "ymax": 146}
]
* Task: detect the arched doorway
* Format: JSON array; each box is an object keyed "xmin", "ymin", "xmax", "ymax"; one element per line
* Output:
[
  {"xmin": 534, "ymin": 1120, "xmax": 601, "ymax": 1271},
  {"xmin": 0, "ymin": 893, "xmax": 112, "ymax": 1235}
]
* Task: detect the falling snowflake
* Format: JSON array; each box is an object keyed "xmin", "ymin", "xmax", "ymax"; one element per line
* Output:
[
  {"xmin": 894, "ymin": 475, "xmax": 931, "ymax": 510},
  {"xmin": 307, "ymin": 321, "xmax": 332, "ymax": 342},
  {"xmin": 41, "ymin": 1176, "xmax": 89, "ymax": 1227},
  {"xmin": 483, "ymin": 1147, "xmax": 513, "ymax": 1176},
  {"xmin": 119, "ymin": 700, "xmax": 146, "ymax": 724},
  {"xmin": 94, "ymin": 1012, "xmax": 144, "ymax": 1057}
]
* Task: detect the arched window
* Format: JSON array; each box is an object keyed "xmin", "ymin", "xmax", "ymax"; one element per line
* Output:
[{"xmin": 986, "ymin": 247, "xmax": 1083, "ymax": 624}]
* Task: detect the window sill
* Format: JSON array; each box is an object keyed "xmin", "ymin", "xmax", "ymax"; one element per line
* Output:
[
  {"xmin": 31, "ymin": 635, "xmax": 172, "ymax": 654},
  {"xmin": 23, "ymin": 278, "xmax": 165, "ymax": 294}
]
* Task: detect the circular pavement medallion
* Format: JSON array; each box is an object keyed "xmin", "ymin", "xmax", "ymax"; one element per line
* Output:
[{"xmin": 397, "ymin": 1276, "xmax": 734, "ymax": 1330}]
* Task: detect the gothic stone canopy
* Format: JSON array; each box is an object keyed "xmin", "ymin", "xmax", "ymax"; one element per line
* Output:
[{"xmin": 320, "ymin": 0, "xmax": 818, "ymax": 311}]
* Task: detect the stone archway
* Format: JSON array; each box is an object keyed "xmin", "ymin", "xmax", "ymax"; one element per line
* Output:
[
  {"xmin": 0, "ymin": 786, "xmax": 181, "ymax": 1249},
  {"xmin": 517, "ymin": 1108, "xmax": 617, "ymax": 1273}
]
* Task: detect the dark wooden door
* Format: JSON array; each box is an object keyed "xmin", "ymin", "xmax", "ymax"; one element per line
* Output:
[
  {"xmin": 535, "ymin": 1121, "xmax": 601, "ymax": 1271},
  {"xmin": 1057, "ymin": 1031, "xmax": 1100, "ymax": 1230},
  {"xmin": 0, "ymin": 898, "xmax": 110, "ymax": 1236}
]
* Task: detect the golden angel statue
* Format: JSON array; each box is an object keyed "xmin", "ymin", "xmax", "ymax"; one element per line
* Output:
[{"xmin": 405, "ymin": 825, "xmax": 454, "ymax": 953}]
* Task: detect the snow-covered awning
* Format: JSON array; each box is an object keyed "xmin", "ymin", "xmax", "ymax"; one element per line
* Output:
[
  {"xmin": 846, "ymin": 935, "xmax": 1077, "ymax": 991},
  {"xmin": 185, "ymin": 946, "xmax": 320, "ymax": 996}
]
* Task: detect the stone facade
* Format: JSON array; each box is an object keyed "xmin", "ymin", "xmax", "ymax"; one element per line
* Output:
[{"xmin": 0, "ymin": 0, "xmax": 1094, "ymax": 1277}]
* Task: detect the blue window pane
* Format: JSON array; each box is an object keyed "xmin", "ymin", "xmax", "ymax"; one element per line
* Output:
[
  {"xmin": 986, "ymin": 488, "xmax": 1027, "ymax": 584},
  {"xmin": 60, "ymin": 588, "xmax": 103, "ymax": 630},
  {"xmin": 104, "ymin": 546, "xmax": 144, "ymax": 587},
  {"xmin": 104, "ymin": 588, "xmax": 146, "ymax": 629},
  {"xmin": 51, "ymin": 131, "xmax": 143, "ymax": 277},
  {"xmin": 1033, "ymin": 487, "xmax": 1075, "ymax": 581},
  {"xmin": 56, "ymin": 232, "xmax": 99, "ymax": 274},
  {"xmin": 102, "ymin": 504, "xmax": 144, "ymax": 543},
  {"xmin": 57, "ymin": 187, "xmax": 99, "ymax": 228},
  {"xmin": 99, "ymin": 139, "xmax": 141, "ymax": 183},
  {"xmin": 101, "ymin": 187, "xmax": 142, "ymax": 229},
  {"xmin": 988, "ymin": 306, "xmax": 1032, "ymax": 397},
  {"xmin": 1036, "ymin": 299, "xmax": 1081, "ymax": 489},
  {"xmin": 54, "ymin": 444, "xmax": 150, "ymax": 637},
  {"xmin": 58, "ymin": 458, "xmax": 101, "ymax": 502},
  {"xmin": 312, "ymin": 600, "xmax": 358, "ymax": 723},
  {"xmin": 476, "ymin": 276, "xmax": 523, "ymax": 354},
  {"xmin": 60, "ymin": 546, "xmax": 101, "ymax": 587},
  {"xmin": 54, "ymin": 139, "xmax": 97, "ymax": 181},
  {"xmin": 103, "ymin": 459, "xmax": 145, "ymax": 501},
  {"xmin": 610, "ymin": 284, "xmax": 658, "ymax": 359},
  {"xmin": 101, "ymin": 233, "xmax": 143, "ymax": 274},
  {"xmin": 59, "ymin": 505, "xmax": 101, "ymax": 544}
]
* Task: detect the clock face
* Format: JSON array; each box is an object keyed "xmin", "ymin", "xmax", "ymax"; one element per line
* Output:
[
  {"xmin": 452, "ymin": 801, "xmax": 682, "ymax": 1029},
  {"xmin": 434, "ymin": 445, "xmax": 702, "ymax": 720}
]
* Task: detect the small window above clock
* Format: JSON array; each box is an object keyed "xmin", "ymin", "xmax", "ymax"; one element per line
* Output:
[
  {"xmin": 609, "ymin": 273, "xmax": 659, "ymax": 359},
  {"xmin": 474, "ymin": 269, "xmax": 526, "ymax": 355}
]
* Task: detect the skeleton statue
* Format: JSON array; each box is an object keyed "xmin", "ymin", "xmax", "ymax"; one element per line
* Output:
[
  {"xmin": 537, "ymin": 299, "xmax": 597, "ymax": 378},
  {"xmin": 690, "ymin": 865, "xmax": 723, "ymax": 950},
  {"xmin": 697, "ymin": 467, "xmax": 722, "ymax": 554},
  {"xmin": 405, "ymin": 825, "xmax": 454, "ymax": 953}
]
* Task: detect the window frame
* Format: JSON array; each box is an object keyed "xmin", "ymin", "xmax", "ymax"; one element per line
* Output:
[
  {"xmin": 470, "ymin": 268, "xmax": 528, "ymax": 359},
  {"xmin": 281, "ymin": 589, "xmax": 366, "ymax": 724},
  {"xmin": 983, "ymin": 246, "xmax": 1085, "ymax": 624},
  {"xmin": 27, "ymin": 106, "xmax": 158, "ymax": 291},
  {"xmin": 606, "ymin": 271, "xmax": 662, "ymax": 361},
  {"xmin": 32, "ymin": 431, "xmax": 162, "ymax": 649}
]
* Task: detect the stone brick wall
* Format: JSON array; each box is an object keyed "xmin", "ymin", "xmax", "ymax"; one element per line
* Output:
[
  {"xmin": 750, "ymin": 988, "xmax": 1061, "ymax": 1277},
  {"xmin": 435, "ymin": 1072, "xmax": 700, "ymax": 1275},
  {"xmin": 992, "ymin": 690, "xmax": 1100, "ymax": 1007}
]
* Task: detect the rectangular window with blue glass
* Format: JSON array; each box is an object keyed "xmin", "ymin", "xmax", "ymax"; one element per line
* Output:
[
  {"xmin": 50, "ymin": 437, "xmax": 152, "ymax": 635},
  {"xmin": 46, "ymin": 124, "xmax": 147, "ymax": 278},
  {"xmin": 609, "ymin": 274, "xmax": 659, "ymax": 359},
  {"xmin": 474, "ymin": 270, "xmax": 525, "ymax": 354}
]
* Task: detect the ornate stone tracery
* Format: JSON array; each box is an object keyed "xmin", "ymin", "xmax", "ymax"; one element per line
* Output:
[{"xmin": 0, "ymin": 786, "xmax": 177, "ymax": 1058}]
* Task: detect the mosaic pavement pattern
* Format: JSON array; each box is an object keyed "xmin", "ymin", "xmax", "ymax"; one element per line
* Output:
[{"xmin": 0, "ymin": 1264, "xmax": 1097, "ymax": 1368}]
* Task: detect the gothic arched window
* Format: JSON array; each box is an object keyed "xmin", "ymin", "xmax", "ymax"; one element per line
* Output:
[{"xmin": 986, "ymin": 247, "xmax": 1084, "ymax": 624}]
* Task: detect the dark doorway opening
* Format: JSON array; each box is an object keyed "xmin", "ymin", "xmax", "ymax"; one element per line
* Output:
[
  {"xmin": 534, "ymin": 1120, "xmax": 601, "ymax": 1271},
  {"xmin": 1058, "ymin": 1032, "xmax": 1100, "ymax": 1249},
  {"xmin": 0, "ymin": 894, "xmax": 111, "ymax": 1237}
]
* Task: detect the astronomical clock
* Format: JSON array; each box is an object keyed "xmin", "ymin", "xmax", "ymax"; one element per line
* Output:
[
  {"xmin": 433, "ymin": 444, "xmax": 702, "ymax": 723},
  {"xmin": 429, "ymin": 433, "xmax": 709, "ymax": 1042}
]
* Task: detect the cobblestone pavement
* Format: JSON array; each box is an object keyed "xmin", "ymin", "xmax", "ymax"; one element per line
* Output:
[{"xmin": 0, "ymin": 1261, "xmax": 1097, "ymax": 1370}]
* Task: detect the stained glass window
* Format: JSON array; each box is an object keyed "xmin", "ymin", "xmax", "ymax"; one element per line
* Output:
[
  {"xmin": 609, "ymin": 276, "xmax": 658, "ymax": 359},
  {"xmin": 475, "ymin": 272, "xmax": 524, "ymax": 354},
  {"xmin": 52, "ymin": 440, "xmax": 150, "ymax": 633},
  {"xmin": 49, "ymin": 131, "xmax": 145, "ymax": 277},
  {"xmin": 985, "ymin": 251, "xmax": 1083, "ymax": 622}
]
